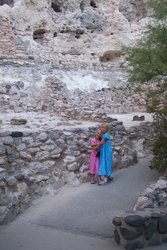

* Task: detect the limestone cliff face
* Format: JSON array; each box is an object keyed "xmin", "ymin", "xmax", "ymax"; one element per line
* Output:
[
  {"xmin": 0, "ymin": 0, "xmax": 152, "ymax": 117},
  {"xmin": 0, "ymin": 0, "xmax": 150, "ymax": 67}
]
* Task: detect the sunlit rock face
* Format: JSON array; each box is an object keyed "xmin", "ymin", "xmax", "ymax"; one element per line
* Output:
[
  {"xmin": 0, "ymin": 0, "xmax": 151, "ymax": 116},
  {"xmin": 0, "ymin": 0, "xmax": 150, "ymax": 66},
  {"xmin": 119, "ymin": 0, "xmax": 148, "ymax": 21}
]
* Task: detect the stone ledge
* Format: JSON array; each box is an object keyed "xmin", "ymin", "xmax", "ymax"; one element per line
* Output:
[{"xmin": 113, "ymin": 209, "xmax": 167, "ymax": 250}]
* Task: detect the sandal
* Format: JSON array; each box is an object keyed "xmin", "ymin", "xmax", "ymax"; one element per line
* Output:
[{"xmin": 91, "ymin": 180, "xmax": 96, "ymax": 184}]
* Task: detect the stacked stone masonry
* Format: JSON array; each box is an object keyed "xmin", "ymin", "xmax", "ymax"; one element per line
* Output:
[
  {"xmin": 0, "ymin": 76, "xmax": 156, "ymax": 120},
  {"xmin": 134, "ymin": 177, "xmax": 167, "ymax": 210},
  {"xmin": 113, "ymin": 209, "xmax": 167, "ymax": 250},
  {"xmin": 0, "ymin": 121, "xmax": 155, "ymax": 224},
  {"xmin": 113, "ymin": 175, "xmax": 167, "ymax": 249},
  {"xmin": 0, "ymin": 16, "xmax": 16, "ymax": 56}
]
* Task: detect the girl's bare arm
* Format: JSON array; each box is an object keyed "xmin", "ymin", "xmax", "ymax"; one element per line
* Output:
[
  {"xmin": 90, "ymin": 143, "xmax": 100, "ymax": 148},
  {"xmin": 94, "ymin": 138, "xmax": 106, "ymax": 149}
]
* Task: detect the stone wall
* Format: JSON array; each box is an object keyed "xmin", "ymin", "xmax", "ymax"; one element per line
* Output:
[
  {"xmin": 0, "ymin": 74, "xmax": 155, "ymax": 120},
  {"xmin": 0, "ymin": 16, "xmax": 16, "ymax": 56},
  {"xmin": 113, "ymin": 209, "xmax": 167, "ymax": 250},
  {"xmin": 0, "ymin": 121, "xmax": 155, "ymax": 224},
  {"xmin": 134, "ymin": 177, "xmax": 167, "ymax": 210},
  {"xmin": 0, "ymin": 16, "xmax": 25, "ymax": 56},
  {"xmin": 113, "ymin": 174, "xmax": 167, "ymax": 250}
]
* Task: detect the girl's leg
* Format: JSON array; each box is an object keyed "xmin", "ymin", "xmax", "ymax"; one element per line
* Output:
[
  {"xmin": 98, "ymin": 175, "xmax": 107, "ymax": 185},
  {"xmin": 107, "ymin": 175, "xmax": 113, "ymax": 183},
  {"xmin": 106, "ymin": 153, "xmax": 113, "ymax": 183},
  {"xmin": 90, "ymin": 174, "xmax": 96, "ymax": 184},
  {"xmin": 97, "ymin": 175, "xmax": 101, "ymax": 184}
]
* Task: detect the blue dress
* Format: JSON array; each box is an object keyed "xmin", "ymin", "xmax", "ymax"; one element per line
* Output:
[{"xmin": 99, "ymin": 133, "xmax": 112, "ymax": 176}]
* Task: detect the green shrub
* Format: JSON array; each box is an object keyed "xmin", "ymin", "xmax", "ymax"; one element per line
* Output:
[{"xmin": 126, "ymin": 0, "xmax": 167, "ymax": 172}]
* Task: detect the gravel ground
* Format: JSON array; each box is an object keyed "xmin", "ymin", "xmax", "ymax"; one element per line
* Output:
[
  {"xmin": 0, "ymin": 112, "xmax": 153, "ymax": 132},
  {"xmin": 0, "ymin": 112, "xmax": 99, "ymax": 132}
]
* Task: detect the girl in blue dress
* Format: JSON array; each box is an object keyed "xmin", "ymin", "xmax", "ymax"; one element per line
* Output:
[{"xmin": 98, "ymin": 123, "xmax": 113, "ymax": 185}]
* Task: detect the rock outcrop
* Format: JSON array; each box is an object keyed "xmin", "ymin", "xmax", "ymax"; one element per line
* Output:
[
  {"xmin": 0, "ymin": 0, "xmax": 150, "ymax": 67},
  {"xmin": 0, "ymin": 0, "xmax": 153, "ymax": 119}
]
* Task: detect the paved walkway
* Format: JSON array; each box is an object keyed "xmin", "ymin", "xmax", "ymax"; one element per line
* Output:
[{"xmin": 0, "ymin": 156, "xmax": 166, "ymax": 250}]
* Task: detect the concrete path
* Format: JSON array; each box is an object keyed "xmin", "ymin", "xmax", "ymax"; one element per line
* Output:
[{"xmin": 0, "ymin": 156, "xmax": 166, "ymax": 250}]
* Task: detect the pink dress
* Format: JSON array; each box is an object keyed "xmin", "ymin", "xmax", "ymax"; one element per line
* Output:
[{"xmin": 89, "ymin": 138, "xmax": 100, "ymax": 174}]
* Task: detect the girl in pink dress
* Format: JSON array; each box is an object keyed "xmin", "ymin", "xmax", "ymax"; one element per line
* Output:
[{"xmin": 89, "ymin": 129, "xmax": 102, "ymax": 184}]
